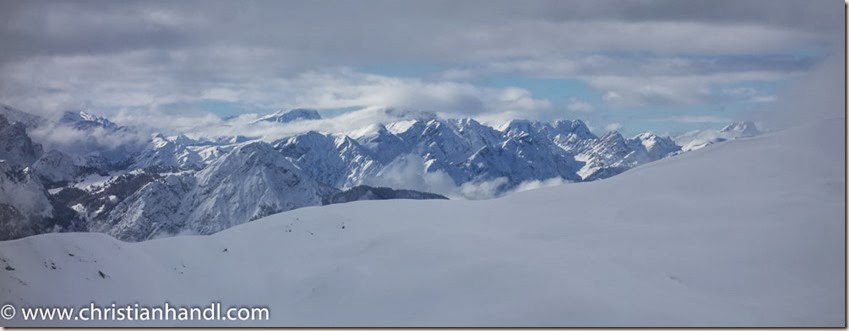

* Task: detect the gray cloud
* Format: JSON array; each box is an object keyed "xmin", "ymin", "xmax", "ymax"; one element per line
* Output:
[
  {"xmin": 0, "ymin": 0, "xmax": 842, "ymax": 121},
  {"xmin": 752, "ymin": 43, "xmax": 846, "ymax": 130},
  {"xmin": 1, "ymin": 0, "xmax": 837, "ymax": 60}
]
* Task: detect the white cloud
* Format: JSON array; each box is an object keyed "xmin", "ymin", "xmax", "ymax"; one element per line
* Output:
[
  {"xmin": 361, "ymin": 154, "xmax": 459, "ymax": 195},
  {"xmin": 0, "ymin": 1, "xmax": 840, "ymax": 128},
  {"xmin": 750, "ymin": 96, "xmax": 777, "ymax": 103},
  {"xmin": 510, "ymin": 177, "xmax": 570, "ymax": 194},
  {"xmin": 449, "ymin": 54, "xmax": 812, "ymax": 108},
  {"xmin": 602, "ymin": 91, "xmax": 623, "ymax": 103},
  {"xmin": 112, "ymin": 107, "xmax": 224, "ymax": 134},
  {"xmin": 459, "ymin": 177, "xmax": 510, "ymax": 200},
  {"xmin": 29, "ymin": 122, "xmax": 148, "ymax": 159},
  {"xmin": 566, "ymin": 98, "xmax": 594, "ymax": 112},
  {"xmin": 650, "ymin": 116, "xmax": 732, "ymax": 124},
  {"xmin": 605, "ymin": 122, "xmax": 623, "ymax": 132},
  {"xmin": 0, "ymin": 56, "xmax": 556, "ymax": 131},
  {"xmin": 587, "ymin": 71, "xmax": 795, "ymax": 107},
  {"xmin": 360, "ymin": 154, "xmax": 511, "ymax": 200},
  {"xmin": 436, "ymin": 20, "xmax": 826, "ymax": 59}
]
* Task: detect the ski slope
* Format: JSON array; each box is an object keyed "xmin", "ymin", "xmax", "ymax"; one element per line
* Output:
[{"xmin": 0, "ymin": 118, "xmax": 844, "ymax": 327}]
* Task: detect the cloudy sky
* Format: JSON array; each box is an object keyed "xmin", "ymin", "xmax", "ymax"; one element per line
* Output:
[{"xmin": 0, "ymin": 0, "xmax": 843, "ymax": 136}]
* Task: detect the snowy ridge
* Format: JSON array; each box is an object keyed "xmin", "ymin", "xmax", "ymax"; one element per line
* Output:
[
  {"xmin": 131, "ymin": 134, "xmax": 237, "ymax": 172},
  {"xmin": 675, "ymin": 121, "xmax": 761, "ymax": 152},
  {"xmin": 253, "ymin": 108, "xmax": 321, "ymax": 123},
  {"xmin": 58, "ymin": 111, "xmax": 123, "ymax": 131},
  {"xmin": 280, "ymin": 117, "xmax": 679, "ymax": 192},
  {"xmin": 0, "ymin": 104, "xmax": 45, "ymax": 128}
]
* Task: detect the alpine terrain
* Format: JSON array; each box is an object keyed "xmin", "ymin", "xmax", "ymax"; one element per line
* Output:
[
  {"xmin": 0, "ymin": 105, "xmax": 732, "ymax": 242},
  {"xmin": 0, "ymin": 115, "xmax": 842, "ymax": 326}
]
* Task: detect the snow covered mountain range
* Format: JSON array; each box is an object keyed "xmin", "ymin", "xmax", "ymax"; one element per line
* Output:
[
  {"xmin": 0, "ymin": 115, "xmax": 840, "ymax": 327},
  {"xmin": 0, "ymin": 105, "xmax": 758, "ymax": 241}
]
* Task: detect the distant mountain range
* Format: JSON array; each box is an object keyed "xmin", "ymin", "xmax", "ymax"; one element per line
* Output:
[
  {"xmin": 253, "ymin": 108, "xmax": 322, "ymax": 123},
  {"xmin": 0, "ymin": 105, "xmax": 759, "ymax": 241}
]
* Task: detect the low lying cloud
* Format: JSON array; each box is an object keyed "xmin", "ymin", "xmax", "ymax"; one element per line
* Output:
[
  {"xmin": 29, "ymin": 124, "xmax": 148, "ymax": 162},
  {"xmin": 112, "ymin": 107, "xmax": 224, "ymax": 134},
  {"xmin": 360, "ymin": 153, "xmax": 579, "ymax": 200},
  {"xmin": 510, "ymin": 177, "xmax": 571, "ymax": 194},
  {"xmin": 360, "ymin": 154, "xmax": 462, "ymax": 198},
  {"xmin": 458, "ymin": 178, "xmax": 510, "ymax": 200}
]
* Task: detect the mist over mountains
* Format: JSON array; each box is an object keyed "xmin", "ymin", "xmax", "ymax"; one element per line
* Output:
[{"xmin": 0, "ymin": 104, "xmax": 758, "ymax": 241}]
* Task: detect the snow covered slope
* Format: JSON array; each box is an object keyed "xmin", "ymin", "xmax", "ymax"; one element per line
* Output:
[
  {"xmin": 0, "ymin": 118, "xmax": 843, "ymax": 327},
  {"xmin": 131, "ymin": 134, "xmax": 236, "ymax": 171}
]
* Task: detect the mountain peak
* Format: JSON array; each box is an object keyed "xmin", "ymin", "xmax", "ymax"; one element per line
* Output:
[
  {"xmin": 676, "ymin": 121, "xmax": 761, "ymax": 152},
  {"xmin": 631, "ymin": 132, "xmax": 680, "ymax": 158},
  {"xmin": 59, "ymin": 111, "xmax": 120, "ymax": 130},
  {"xmin": 499, "ymin": 119, "xmax": 536, "ymax": 132},
  {"xmin": 254, "ymin": 108, "xmax": 321, "ymax": 123},
  {"xmin": 720, "ymin": 121, "xmax": 759, "ymax": 137},
  {"xmin": 346, "ymin": 123, "xmax": 389, "ymax": 140},
  {"xmin": 170, "ymin": 134, "xmax": 198, "ymax": 146},
  {"xmin": 0, "ymin": 104, "xmax": 44, "ymax": 128},
  {"xmin": 77, "ymin": 111, "xmax": 99, "ymax": 122},
  {"xmin": 0, "ymin": 113, "xmax": 44, "ymax": 168},
  {"xmin": 601, "ymin": 130, "xmax": 625, "ymax": 141}
]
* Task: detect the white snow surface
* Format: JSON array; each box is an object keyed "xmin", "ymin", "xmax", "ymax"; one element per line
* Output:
[{"xmin": 0, "ymin": 119, "xmax": 844, "ymax": 327}]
